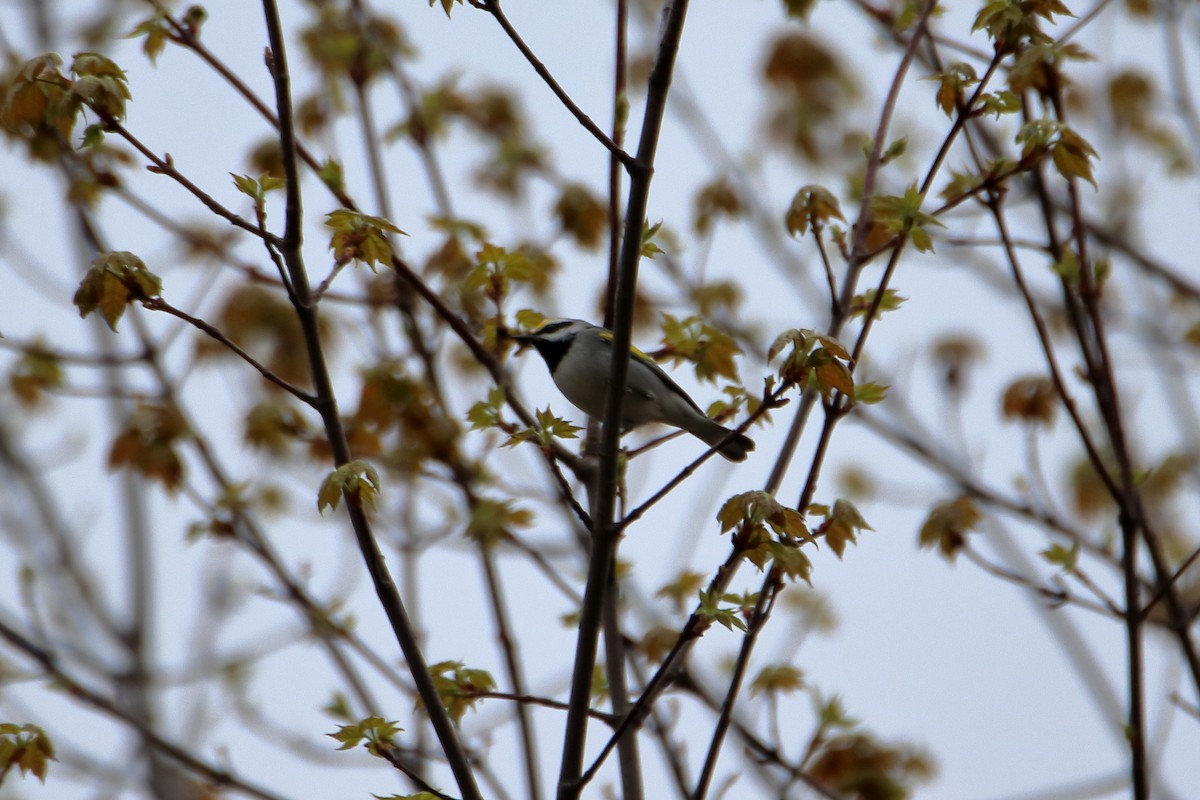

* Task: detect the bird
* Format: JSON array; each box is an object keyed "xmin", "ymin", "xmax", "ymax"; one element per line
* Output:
[{"xmin": 512, "ymin": 318, "xmax": 755, "ymax": 462}]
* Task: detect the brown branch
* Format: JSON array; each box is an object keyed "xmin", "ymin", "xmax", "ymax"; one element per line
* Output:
[
  {"xmin": 476, "ymin": 0, "xmax": 636, "ymax": 171},
  {"xmin": 140, "ymin": 297, "xmax": 314, "ymax": 404},
  {"xmin": 259, "ymin": 3, "xmax": 483, "ymax": 798},
  {"xmin": 558, "ymin": 4, "xmax": 691, "ymax": 797},
  {"xmin": 692, "ymin": 573, "xmax": 781, "ymax": 800},
  {"xmin": 0, "ymin": 618, "xmax": 292, "ymax": 800},
  {"xmin": 96, "ymin": 112, "xmax": 274, "ymax": 243}
]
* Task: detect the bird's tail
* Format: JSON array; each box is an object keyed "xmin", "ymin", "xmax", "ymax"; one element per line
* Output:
[{"xmin": 688, "ymin": 417, "xmax": 755, "ymax": 462}]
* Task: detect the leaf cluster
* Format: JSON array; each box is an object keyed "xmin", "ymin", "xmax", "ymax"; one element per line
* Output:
[
  {"xmin": 326, "ymin": 209, "xmax": 406, "ymax": 269},
  {"xmin": 0, "ymin": 723, "xmax": 56, "ymax": 784},
  {"xmin": 502, "ymin": 407, "xmax": 583, "ymax": 450},
  {"xmin": 693, "ymin": 177, "xmax": 745, "ymax": 235},
  {"xmin": 1001, "ymin": 375, "xmax": 1058, "ymax": 427},
  {"xmin": 697, "ymin": 587, "xmax": 754, "ymax": 633},
  {"xmin": 8, "ymin": 344, "xmax": 64, "ymax": 408},
  {"xmin": 718, "ymin": 491, "xmax": 814, "ymax": 583},
  {"xmin": 328, "ymin": 716, "xmax": 402, "ymax": 758},
  {"xmin": 655, "ymin": 314, "xmax": 743, "ymax": 384},
  {"xmin": 232, "ymin": 172, "xmax": 285, "ymax": 223},
  {"xmin": 466, "ymin": 498, "xmax": 533, "ymax": 548},
  {"xmin": 869, "ymin": 182, "xmax": 944, "ymax": 253},
  {"xmin": 769, "ymin": 329, "xmax": 855, "ymax": 400},
  {"xmin": 785, "ymin": 184, "xmax": 845, "ymax": 238},
  {"xmin": 317, "ymin": 459, "xmax": 381, "ymax": 514},
  {"xmin": 973, "ymin": 0, "xmax": 1075, "ymax": 50},
  {"xmin": 1016, "ymin": 119, "xmax": 1100, "ymax": 187},
  {"xmin": 553, "ymin": 184, "xmax": 607, "ymax": 249},
  {"xmin": 73, "ymin": 251, "xmax": 162, "ymax": 332},
  {"xmin": 810, "ymin": 499, "xmax": 875, "ymax": 559},
  {"xmin": 917, "ymin": 497, "xmax": 982, "ymax": 562},
  {"xmin": 108, "ymin": 402, "xmax": 188, "ymax": 491},
  {"xmin": 352, "ymin": 362, "xmax": 462, "ymax": 469},
  {"xmin": 428, "ymin": 661, "xmax": 497, "ymax": 723},
  {"xmin": 300, "ymin": 7, "xmax": 411, "ymax": 86}
]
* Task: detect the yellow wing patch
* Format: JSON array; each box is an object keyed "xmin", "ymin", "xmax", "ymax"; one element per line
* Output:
[{"xmin": 596, "ymin": 328, "xmax": 655, "ymax": 364}]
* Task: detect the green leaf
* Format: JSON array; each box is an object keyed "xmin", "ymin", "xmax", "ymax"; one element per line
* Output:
[
  {"xmin": 979, "ymin": 91, "xmax": 1021, "ymax": 118},
  {"xmin": 917, "ymin": 497, "xmax": 981, "ymax": 562},
  {"xmin": 698, "ymin": 588, "xmax": 748, "ymax": 632},
  {"xmin": 73, "ymin": 251, "xmax": 162, "ymax": 332},
  {"xmin": 750, "ymin": 664, "xmax": 805, "ymax": 696},
  {"xmin": 641, "ymin": 219, "xmax": 665, "ymax": 259},
  {"xmin": 785, "ymin": 185, "xmax": 845, "ymax": 237},
  {"xmin": 973, "ymin": 0, "xmax": 1075, "ymax": 48},
  {"xmin": 430, "ymin": 0, "xmax": 463, "ymax": 18},
  {"xmin": 81, "ymin": 123, "xmax": 105, "ymax": 149},
  {"xmin": 853, "ymin": 382, "xmax": 889, "ymax": 404},
  {"xmin": 0, "ymin": 723, "xmax": 56, "ymax": 783},
  {"xmin": 809, "ymin": 348, "xmax": 855, "ymax": 399},
  {"xmin": 125, "ymin": 14, "xmax": 170, "ymax": 64},
  {"xmin": 927, "ymin": 62, "xmax": 979, "ymax": 117},
  {"xmin": 317, "ymin": 460, "xmax": 382, "ymax": 514},
  {"xmin": 869, "ymin": 182, "xmax": 943, "ymax": 253},
  {"xmin": 768, "ymin": 542, "xmax": 814, "ymax": 584},
  {"xmin": 70, "ymin": 53, "xmax": 131, "ymax": 120},
  {"xmin": 326, "ymin": 209, "xmax": 407, "ymax": 269},
  {"xmin": 718, "ymin": 491, "xmax": 814, "ymax": 544},
  {"xmin": 1052, "ymin": 126, "xmax": 1100, "ymax": 188},
  {"xmin": 882, "ymin": 136, "xmax": 908, "ymax": 165},
  {"xmin": 322, "ymin": 692, "xmax": 354, "ymax": 723},
  {"xmin": 466, "ymin": 498, "xmax": 533, "ymax": 547},
  {"xmin": 1040, "ymin": 541, "xmax": 1079, "ymax": 571},
  {"xmin": 428, "ymin": 661, "xmax": 497, "ymax": 722},
  {"xmin": 328, "ymin": 716, "xmax": 402, "ymax": 757},
  {"xmin": 319, "ymin": 159, "xmax": 344, "ymax": 193},
  {"xmin": 232, "ymin": 173, "xmax": 260, "ymax": 199},
  {"xmin": 813, "ymin": 691, "xmax": 860, "ymax": 730},
  {"xmin": 656, "ymin": 570, "xmax": 708, "ymax": 612},
  {"xmin": 815, "ymin": 499, "xmax": 874, "ymax": 558},
  {"xmin": 657, "ymin": 314, "xmax": 743, "ymax": 383},
  {"xmin": 849, "ymin": 288, "xmax": 907, "ymax": 321},
  {"xmin": 466, "ymin": 386, "xmax": 506, "ymax": 431},
  {"xmin": 503, "ymin": 406, "xmax": 583, "ymax": 449}
]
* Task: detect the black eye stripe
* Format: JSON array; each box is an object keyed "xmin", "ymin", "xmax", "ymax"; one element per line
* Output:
[{"xmin": 536, "ymin": 320, "xmax": 574, "ymax": 334}]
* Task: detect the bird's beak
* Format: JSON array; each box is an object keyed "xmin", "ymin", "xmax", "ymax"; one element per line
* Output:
[{"xmin": 510, "ymin": 332, "xmax": 537, "ymax": 351}]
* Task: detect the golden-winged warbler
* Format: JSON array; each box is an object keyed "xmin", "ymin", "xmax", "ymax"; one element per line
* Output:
[{"xmin": 513, "ymin": 319, "xmax": 754, "ymax": 462}]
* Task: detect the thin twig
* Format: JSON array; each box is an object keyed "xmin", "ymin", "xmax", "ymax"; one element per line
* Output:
[
  {"xmin": 140, "ymin": 297, "xmax": 315, "ymax": 403},
  {"xmin": 476, "ymin": 0, "xmax": 636, "ymax": 171},
  {"xmin": 0, "ymin": 618, "xmax": 292, "ymax": 800},
  {"xmin": 692, "ymin": 574, "xmax": 781, "ymax": 800},
  {"xmin": 259, "ymin": 3, "xmax": 484, "ymax": 798}
]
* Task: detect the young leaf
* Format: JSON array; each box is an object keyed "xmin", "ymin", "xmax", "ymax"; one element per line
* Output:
[
  {"xmin": 428, "ymin": 661, "xmax": 497, "ymax": 722},
  {"xmin": 73, "ymin": 251, "xmax": 163, "ymax": 331},
  {"xmin": 466, "ymin": 498, "xmax": 533, "ymax": 547},
  {"xmin": 641, "ymin": 220, "xmax": 665, "ymax": 259},
  {"xmin": 785, "ymin": 185, "xmax": 845, "ymax": 237},
  {"xmin": 698, "ymin": 588, "xmax": 749, "ymax": 632},
  {"xmin": 815, "ymin": 499, "xmax": 874, "ymax": 558},
  {"xmin": 1040, "ymin": 541, "xmax": 1079, "ymax": 571},
  {"xmin": 317, "ymin": 460, "xmax": 382, "ymax": 514},
  {"xmin": 326, "ymin": 209, "xmax": 407, "ymax": 269},
  {"xmin": 917, "ymin": 496, "xmax": 981, "ymax": 561},
  {"xmin": 750, "ymin": 664, "xmax": 805, "ymax": 697},
  {"xmin": 0, "ymin": 723, "xmax": 56, "ymax": 783},
  {"xmin": 327, "ymin": 716, "xmax": 402, "ymax": 757}
]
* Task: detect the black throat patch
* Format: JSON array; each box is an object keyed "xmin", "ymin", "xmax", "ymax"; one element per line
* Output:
[{"xmin": 532, "ymin": 338, "xmax": 571, "ymax": 373}]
